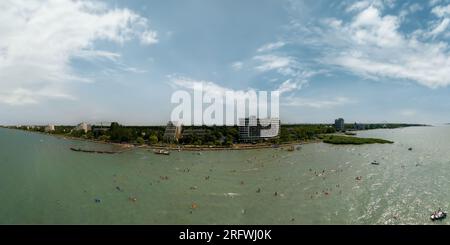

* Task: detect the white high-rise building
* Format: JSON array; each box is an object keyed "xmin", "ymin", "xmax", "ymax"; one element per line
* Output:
[
  {"xmin": 75, "ymin": 122, "xmax": 92, "ymax": 133},
  {"xmin": 163, "ymin": 121, "xmax": 182, "ymax": 142},
  {"xmin": 44, "ymin": 124, "xmax": 55, "ymax": 132},
  {"xmin": 239, "ymin": 116, "xmax": 280, "ymax": 142}
]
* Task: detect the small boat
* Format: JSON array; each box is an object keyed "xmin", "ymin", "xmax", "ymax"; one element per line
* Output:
[
  {"xmin": 371, "ymin": 161, "xmax": 380, "ymax": 165},
  {"xmin": 431, "ymin": 210, "xmax": 447, "ymax": 221},
  {"xmin": 408, "ymin": 147, "xmax": 413, "ymax": 151},
  {"xmin": 154, "ymin": 149, "xmax": 170, "ymax": 155}
]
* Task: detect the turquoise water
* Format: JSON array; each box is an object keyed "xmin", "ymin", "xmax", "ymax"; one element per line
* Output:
[{"xmin": 0, "ymin": 126, "xmax": 450, "ymax": 224}]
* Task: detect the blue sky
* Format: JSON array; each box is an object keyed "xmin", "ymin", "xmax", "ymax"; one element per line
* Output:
[{"xmin": 1, "ymin": 0, "xmax": 450, "ymax": 125}]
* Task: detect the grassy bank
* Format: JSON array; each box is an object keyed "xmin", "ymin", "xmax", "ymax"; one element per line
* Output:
[{"xmin": 321, "ymin": 135, "xmax": 394, "ymax": 145}]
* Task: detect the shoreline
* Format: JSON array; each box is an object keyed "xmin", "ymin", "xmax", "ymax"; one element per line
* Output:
[
  {"xmin": 145, "ymin": 140, "xmax": 321, "ymax": 151},
  {"xmin": 5, "ymin": 127, "xmax": 399, "ymax": 153},
  {"xmin": 11, "ymin": 129, "xmax": 137, "ymax": 152},
  {"xmin": 10, "ymin": 128, "xmax": 320, "ymax": 152}
]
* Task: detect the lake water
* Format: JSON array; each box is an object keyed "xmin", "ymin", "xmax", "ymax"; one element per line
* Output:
[{"xmin": 1, "ymin": 126, "xmax": 449, "ymax": 224}]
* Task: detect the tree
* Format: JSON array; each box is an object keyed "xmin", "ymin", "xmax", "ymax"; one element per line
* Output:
[
  {"xmin": 109, "ymin": 122, "xmax": 132, "ymax": 142},
  {"xmin": 98, "ymin": 135, "xmax": 110, "ymax": 141},
  {"xmin": 71, "ymin": 130, "xmax": 85, "ymax": 138},
  {"xmin": 224, "ymin": 137, "xmax": 233, "ymax": 146},
  {"xmin": 136, "ymin": 137, "xmax": 145, "ymax": 145},
  {"xmin": 149, "ymin": 135, "xmax": 158, "ymax": 145}
]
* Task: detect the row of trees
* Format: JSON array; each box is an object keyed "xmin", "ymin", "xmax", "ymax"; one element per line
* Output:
[
  {"xmin": 16, "ymin": 122, "xmax": 424, "ymax": 146},
  {"xmin": 345, "ymin": 123, "xmax": 427, "ymax": 130},
  {"xmin": 178, "ymin": 126, "xmax": 239, "ymax": 146},
  {"xmin": 176, "ymin": 124, "xmax": 335, "ymax": 145},
  {"xmin": 94, "ymin": 123, "xmax": 164, "ymax": 144},
  {"xmin": 14, "ymin": 123, "xmax": 167, "ymax": 145},
  {"xmin": 16, "ymin": 123, "xmax": 336, "ymax": 145},
  {"xmin": 279, "ymin": 124, "xmax": 336, "ymax": 143}
]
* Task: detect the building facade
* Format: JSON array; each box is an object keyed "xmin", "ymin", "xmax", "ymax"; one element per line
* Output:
[
  {"xmin": 163, "ymin": 121, "xmax": 182, "ymax": 143},
  {"xmin": 75, "ymin": 122, "xmax": 92, "ymax": 133},
  {"xmin": 334, "ymin": 118, "xmax": 345, "ymax": 131},
  {"xmin": 353, "ymin": 123, "xmax": 365, "ymax": 130},
  {"xmin": 44, "ymin": 124, "xmax": 55, "ymax": 132},
  {"xmin": 239, "ymin": 116, "xmax": 280, "ymax": 142}
]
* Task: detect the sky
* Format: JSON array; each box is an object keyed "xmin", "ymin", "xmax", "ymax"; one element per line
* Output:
[{"xmin": 1, "ymin": 0, "xmax": 450, "ymax": 125}]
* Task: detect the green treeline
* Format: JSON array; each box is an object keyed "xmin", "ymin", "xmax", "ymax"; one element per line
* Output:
[
  {"xmin": 320, "ymin": 135, "xmax": 394, "ymax": 145},
  {"xmin": 10, "ymin": 122, "xmax": 424, "ymax": 145}
]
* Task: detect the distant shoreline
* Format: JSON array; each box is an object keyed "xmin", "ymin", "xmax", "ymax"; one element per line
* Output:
[
  {"xmin": 4, "ymin": 123, "xmax": 432, "ymax": 153},
  {"xmin": 5, "ymin": 127, "xmax": 321, "ymax": 152},
  {"xmin": 3, "ymin": 127, "xmax": 402, "ymax": 153}
]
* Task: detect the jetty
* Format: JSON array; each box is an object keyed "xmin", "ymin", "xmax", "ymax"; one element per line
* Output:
[{"xmin": 70, "ymin": 147, "xmax": 120, "ymax": 154}]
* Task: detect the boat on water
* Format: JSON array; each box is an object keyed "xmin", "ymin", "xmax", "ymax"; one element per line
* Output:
[
  {"xmin": 431, "ymin": 209, "xmax": 447, "ymax": 221},
  {"xmin": 154, "ymin": 149, "xmax": 170, "ymax": 155},
  {"xmin": 371, "ymin": 161, "xmax": 380, "ymax": 165}
]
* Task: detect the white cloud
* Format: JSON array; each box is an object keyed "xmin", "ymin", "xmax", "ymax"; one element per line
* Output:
[
  {"xmin": 346, "ymin": 0, "xmax": 372, "ymax": 12},
  {"xmin": 0, "ymin": 89, "xmax": 39, "ymax": 105},
  {"xmin": 169, "ymin": 76, "xmax": 240, "ymax": 98},
  {"xmin": 253, "ymin": 55, "xmax": 295, "ymax": 72},
  {"xmin": 409, "ymin": 3, "xmax": 423, "ymax": 13},
  {"xmin": 427, "ymin": 4, "xmax": 450, "ymax": 37},
  {"xmin": 400, "ymin": 109, "xmax": 417, "ymax": 117},
  {"xmin": 315, "ymin": 4, "xmax": 450, "ymax": 88},
  {"xmin": 74, "ymin": 50, "xmax": 121, "ymax": 62},
  {"xmin": 140, "ymin": 30, "xmax": 159, "ymax": 45},
  {"xmin": 168, "ymin": 75, "xmax": 336, "ymax": 117},
  {"xmin": 277, "ymin": 79, "xmax": 308, "ymax": 94},
  {"xmin": 399, "ymin": 3, "xmax": 423, "ymax": 20},
  {"xmin": 345, "ymin": 0, "xmax": 394, "ymax": 13},
  {"xmin": 168, "ymin": 75, "xmax": 263, "ymax": 119},
  {"xmin": 429, "ymin": 18, "xmax": 450, "ymax": 36},
  {"xmin": 257, "ymin": 41, "xmax": 286, "ymax": 52},
  {"xmin": 432, "ymin": 4, "xmax": 450, "ymax": 17},
  {"xmin": 0, "ymin": 0, "xmax": 158, "ymax": 105},
  {"xmin": 252, "ymin": 54, "xmax": 320, "ymax": 94},
  {"xmin": 231, "ymin": 61, "xmax": 243, "ymax": 70},
  {"xmin": 430, "ymin": 0, "xmax": 443, "ymax": 7},
  {"xmin": 282, "ymin": 96, "xmax": 354, "ymax": 109},
  {"xmin": 0, "ymin": 88, "xmax": 75, "ymax": 106},
  {"xmin": 168, "ymin": 75, "xmax": 300, "ymax": 100},
  {"xmin": 349, "ymin": 6, "xmax": 402, "ymax": 47},
  {"xmin": 430, "ymin": 4, "xmax": 450, "ymax": 37}
]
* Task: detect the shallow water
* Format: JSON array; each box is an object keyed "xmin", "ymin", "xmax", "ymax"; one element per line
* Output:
[{"xmin": 0, "ymin": 126, "xmax": 449, "ymax": 224}]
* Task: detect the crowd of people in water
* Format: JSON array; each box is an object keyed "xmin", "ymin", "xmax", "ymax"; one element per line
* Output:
[{"xmin": 83, "ymin": 146, "xmax": 448, "ymax": 223}]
